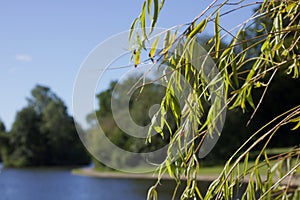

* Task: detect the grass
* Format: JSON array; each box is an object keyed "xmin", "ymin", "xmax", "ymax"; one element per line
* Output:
[{"xmin": 73, "ymin": 147, "xmax": 299, "ymax": 180}]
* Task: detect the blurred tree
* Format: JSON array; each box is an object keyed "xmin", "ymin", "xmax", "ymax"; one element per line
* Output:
[
  {"xmin": 0, "ymin": 120, "xmax": 5, "ymax": 133},
  {"xmin": 88, "ymin": 76, "xmax": 170, "ymax": 168},
  {"xmin": 1, "ymin": 85, "xmax": 90, "ymax": 167},
  {"xmin": 8, "ymin": 106, "xmax": 42, "ymax": 166},
  {"xmin": 0, "ymin": 119, "xmax": 7, "ymax": 162}
]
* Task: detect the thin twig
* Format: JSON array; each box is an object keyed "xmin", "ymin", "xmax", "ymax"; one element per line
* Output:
[{"xmin": 246, "ymin": 68, "xmax": 278, "ymax": 126}]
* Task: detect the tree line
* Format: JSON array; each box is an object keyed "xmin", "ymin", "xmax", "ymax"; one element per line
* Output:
[
  {"xmin": 0, "ymin": 73, "xmax": 298, "ymax": 169},
  {"xmin": 87, "ymin": 73, "xmax": 300, "ymax": 169},
  {"xmin": 0, "ymin": 85, "xmax": 90, "ymax": 167}
]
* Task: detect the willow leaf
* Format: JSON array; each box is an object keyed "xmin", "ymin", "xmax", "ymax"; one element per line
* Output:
[
  {"xmin": 215, "ymin": 9, "xmax": 220, "ymax": 58},
  {"xmin": 151, "ymin": 0, "xmax": 159, "ymax": 32},
  {"xmin": 187, "ymin": 19, "xmax": 207, "ymax": 38},
  {"xmin": 129, "ymin": 18, "xmax": 139, "ymax": 42},
  {"xmin": 291, "ymin": 120, "xmax": 300, "ymax": 130},
  {"xmin": 134, "ymin": 50, "xmax": 140, "ymax": 68},
  {"xmin": 149, "ymin": 37, "xmax": 159, "ymax": 60},
  {"xmin": 147, "ymin": 186, "xmax": 158, "ymax": 200},
  {"xmin": 161, "ymin": 30, "xmax": 170, "ymax": 57},
  {"xmin": 147, "ymin": 0, "xmax": 153, "ymax": 16},
  {"xmin": 140, "ymin": 1, "xmax": 147, "ymax": 39},
  {"xmin": 231, "ymin": 53, "xmax": 239, "ymax": 88}
]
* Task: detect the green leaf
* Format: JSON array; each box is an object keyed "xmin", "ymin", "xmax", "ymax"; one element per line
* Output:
[
  {"xmin": 147, "ymin": 186, "xmax": 158, "ymax": 200},
  {"xmin": 282, "ymin": 49, "xmax": 289, "ymax": 56},
  {"xmin": 149, "ymin": 37, "xmax": 159, "ymax": 59},
  {"xmin": 153, "ymin": 125, "xmax": 164, "ymax": 137},
  {"xmin": 161, "ymin": 30, "xmax": 170, "ymax": 57},
  {"xmin": 166, "ymin": 159, "xmax": 174, "ymax": 178},
  {"xmin": 140, "ymin": 1, "xmax": 147, "ymax": 39},
  {"xmin": 261, "ymin": 39, "xmax": 270, "ymax": 52},
  {"xmin": 231, "ymin": 53, "xmax": 239, "ymax": 88},
  {"xmin": 220, "ymin": 47, "xmax": 231, "ymax": 62},
  {"xmin": 254, "ymin": 81, "xmax": 262, "ymax": 88},
  {"xmin": 206, "ymin": 37, "xmax": 214, "ymax": 45},
  {"xmin": 215, "ymin": 9, "xmax": 220, "ymax": 58},
  {"xmin": 129, "ymin": 18, "xmax": 139, "ymax": 42},
  {"xmin": 291, "ymin": 121, "xmax": 300, "ymax": 130},
  {"xmin": 134, "ymin": 50, "xmax": 140, "ymax": 68},
  {"xmin": 273, "ymin": 40, "xmax": 284, "ymax": 51},
  {"xmin": 285, "ymin": 2, "xmax": 297, "ymax": 13},
  {"xmin": 264, "ymin": 151, "xmax": 270, "ymax": 166},
  {"xmin": 187, "ymin": 19, "xmax": 207, "ymax": 38},
  {"xmin": 170, "ymin": 94, "xmax": 181, "ymax": 120},
  {"xmin": 159, "ymin": 0, "xmax": 165, "ymax": 11},
  {"xmin": 243, "ymin": 153, "xmax": 249, "ymax": 177},
  {"xmin": 147, "ymin": 0, "xmax": 153, "ymax": 16},
  {"xmin": 151, "ymin": 0, "xmax": 159, "ymax": 31},
  {"xmin": 246, "ymin": 88, "xmax": 255, "ymax": 109}
]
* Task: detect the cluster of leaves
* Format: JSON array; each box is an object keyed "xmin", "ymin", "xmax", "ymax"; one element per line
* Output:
[
  {"xmin": 130, "ymin": 0, "xmax": 300, "ymax": 199},
  {"xmin": 0, "ymin": 85, "xmax": 90, "ymax": 167}
]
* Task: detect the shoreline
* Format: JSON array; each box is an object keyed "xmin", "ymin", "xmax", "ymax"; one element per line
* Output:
[
  {"xmin": 72, "ymin": 168, "xmax": 300, "ymax": 186},
  {"xmin": 72, "ymin": 168, "xmax": 219, "ymax": 182}
]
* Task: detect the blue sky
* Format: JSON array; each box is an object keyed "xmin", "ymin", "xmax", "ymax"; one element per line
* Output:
[{"xmin": 0, "ymin": 0, "xmax": 255, "ymax": 130}]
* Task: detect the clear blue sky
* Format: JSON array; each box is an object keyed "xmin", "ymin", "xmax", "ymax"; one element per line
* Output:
[{"xmin": 0, "ymin": 0, "xmax": 255, "ymax": 130}]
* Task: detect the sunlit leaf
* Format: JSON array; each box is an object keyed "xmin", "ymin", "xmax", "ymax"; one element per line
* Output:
[
  {"xmin": 149, "ymin": 37, "xmax": 159, "ymax": 60},
  {"xmin": 134, "ymin": 50, "xmax": 140, "ymax": 68},
  {"xmin": 187, "ymin": 19, "xmax": 207, "ymax": 38},
  {"xmin": 151, "ymin": 0, "xmax": 159, "ymax": 32},
  {"xmin": 129, "ymin": 17, "xmax": 139, "ymax": 42},
  {"xmin": 215, "ymin": 9, "xmax": 220, "ymax": 58},
  {"xmin": 140, "ymin": 1, "xmax": 147, "ymax": 39},
  {"xmin": 147, "ymin": 0, "xmax": 153, "ymax": 16}
]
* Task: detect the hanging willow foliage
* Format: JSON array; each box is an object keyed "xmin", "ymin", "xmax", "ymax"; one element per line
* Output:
[{"xmin": 130, "ymin": 0, "xmax": 300, "ymax": 199}]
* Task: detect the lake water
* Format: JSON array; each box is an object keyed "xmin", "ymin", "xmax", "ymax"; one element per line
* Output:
[{"xmin": 0, "ymin": 167, "xmax": 210, "ymax": 200}]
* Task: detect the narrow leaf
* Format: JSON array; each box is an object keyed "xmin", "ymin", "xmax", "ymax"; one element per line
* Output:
[
  {"xmin": 231, "ymin": 53, "xmax": 239, "ymax": 87},
  {"xmin": 273, "ymin": 40, "xmax": 284, "ymax": 51},
  {"xmin": 151, "ymin": 0, "xmax": 159, "ymax": 32},
  {"xmin": 147, "ymin": 0, "xmax": 153, "ymax": 15},
  {"xmin": 291, "ymin": 121, "xmax": 300, "ymax": 130},
  {"xmin": 149, "ymin": 37, "xmax": 159, "ymax": 60},
  {"xmin": 129, "ymin": 18, "xmax": 139, "ymax": 42},
  {"xmin": 134, "ymin": 50, "xmax": 140, "ymax": 68},
  {"xmin": 215, "ymin": 9, "xmax": 220, "ymax": 58},
  {"xmin": 161, "ymin": 30, "xmax": 170, "ymax": 57},
  {"xmin": 140, "ymin": 1, "xmax": 147, "ymax": 39},
  {"xmin": 187, "ymin": 19, "xmax": 207, "ymax": 38}
]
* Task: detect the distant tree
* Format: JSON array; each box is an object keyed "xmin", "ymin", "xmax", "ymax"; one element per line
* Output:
[
  {"xmin": 31, "ymin": 85, "xmax": 89, "ymax": 165},
  {"xmin": 8, "ymin": 106, "xmax": 42, "ymax": 166},
  {"xmin": 88, "ymin": 77, "xmax": 169, "ymax": 168},
  {"xmin": 0, "ymin": 119, "xmax": 7, "ymax": 162},
  {"xmin": 0, "ymin": 120, "xmax": 5, "ymax": 133},
  {"xmin": 2, "ymin": 85, "xmax": 90, "ymax": 167}
]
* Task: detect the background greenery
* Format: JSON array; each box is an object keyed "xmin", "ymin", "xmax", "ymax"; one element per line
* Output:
[{"xmin": 0, "ymin": 85, "xmax": 89, "ymax": 167}]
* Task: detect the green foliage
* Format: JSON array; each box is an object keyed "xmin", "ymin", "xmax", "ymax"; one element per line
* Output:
[
  {"xmin": 0, "ymin": 120, "xmax": 5, "ymax": 133},
  {"xmin": 131, "ymin": 0, "xmax": 300, "ymax": 199},
  {"xmin": 88, "ymin": 76, "xmax": 169, "ymax": 168},
  {"xmin": 8, "ymin": 106, "xmax": 43, "ymax": 166},
  {"xmin": 1, "ymin": 85, "xmax": 90, "ymax": 167},
  {"xmin": 0, "ymin": 119, "xmax": 7, "ymax": 162}
]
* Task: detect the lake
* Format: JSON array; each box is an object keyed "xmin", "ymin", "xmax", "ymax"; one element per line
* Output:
[{"xmin": 0, "ymin": 166, "xmax": 210, "ymax": 200}]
